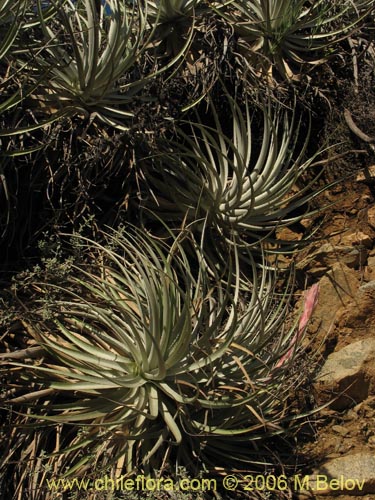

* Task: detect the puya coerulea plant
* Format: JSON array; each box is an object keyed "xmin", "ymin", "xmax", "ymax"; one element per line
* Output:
[
  {"xmin": 1, "ymin": 0, "xmax": 193, "ymax": 134},
  {"xmin": 147, "ymin": 0, "xmax": 207, "ymax": 56},
  {"xmin": 142, "ymin": 92, "xmax": 325, "ymax": 252},
  {"xmin": 1, "ymin": 225, "xmax": 304, "ymax": 483},
  {"xmin": 212, "ymin": 0, "xmax": 374, "ymax": 81}
]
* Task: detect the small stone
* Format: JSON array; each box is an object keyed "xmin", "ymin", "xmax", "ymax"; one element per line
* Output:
[
  {"xmin": 356, "ymin": 164, "xmax": 375, "ymax": 182},
  {"xmin": 310, "ymin": 453, "xmax": 375, "ymax": 495},
  {"xmin": 353, "ymin": 402, "xmax": 364, "ymax": 414},
  {"xmin": 366, "ymin": 396, "xmax": 375, "ymax": 409},
  {"xmin": 359, "ymin": 281, "xmax": 375, "ymax": 293},
  {"xmin": 297, "ymin": 243, "xmax": 367, "ymax": 276},
  {"xmin": 325, "ymin": 452, "xmax": 342, "ymax": 459},
  {"xmin": 276, "ymin": 226, "xmax": 303, "ymax": 241},
  {"xmin": 341, "ymin": 246, "xmax": 368, "ymax": 268},
  {"xmin": 295, "ymin": 493, "xmax": 314, "ymax": 499},
  {"xmin": 314, "ymin": 339, "xmax": 375, "ymax": 410},
  {"xmin": 341, "ymin": 231, "xmax": 373, "ymax": 249},
  {"xmin": 367, "ymin": 254, "xmax": 375, "ymax": 270},
  {"xmin": 342, "ymin": 408, "xmax": 357, "ymax": 421},
  {"xmin": 368, "ymin": 205, "xmax": 375, "ymax": 229},
  {"xmin": 332, "ymin": 425, "xmax": 350, "ymax": 437},
  {"xmin": 337, "ymin": 442, "xmax": 353, "ymax": 454},
  {"xmin": 308, "ymin": 263, "xmax": 359, "ymax": 340},
  {"xmin": 368, "ymin": 435, "xmax": 375, "ymax": 446}
]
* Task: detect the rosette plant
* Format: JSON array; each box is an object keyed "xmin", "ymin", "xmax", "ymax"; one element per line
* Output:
[
  {"xmin": 28, "ymin": 0, "xmax": 148, "ymax": 129},
  {"xmin": 148, "ymin": 0, "xmax": 205, "ymax": 24},
  {"xmin": 213, "ymin": 0, "xmax": 374, "ymax": 80},
  {"xmin": 146, "ymin": 0, "xmax": 206, "ymax": 60},
  {"xmin": 1, "ymin": 226, "xmax": 302, "ymax": 482},
  {"xmin": 16, "ymin": 0, "xmax": 190, "ymax": 131},
  {"xmin": 142, "ymin": 94, "xmax": 323, "ymax": 251}
]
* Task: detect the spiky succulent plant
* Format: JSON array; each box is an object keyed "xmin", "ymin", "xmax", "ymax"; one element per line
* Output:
[
  {"xmin": 1, "ymin": 226, "xmax": 301, "ymax": 481},
  {"xmin": 147, "ymin": 0, "xmax": 206, "ymax": 57},
  {"xmin": 27, "ymin": 0, "xmax": 148, "ymax": 129},
  {"xmin": 148, "ymin": 0, "xmax": 204, "ymax": 24},
  {"xmin": 213, "ymin": 0, "xmax": 374, "ymax": 80},
  {"xmin": 142, "ymin": 94, "xmax": 323, "ymax": 250},
  {"xmin": 7, "ymin": 0, "xmax": 191, "ymax": 131}
]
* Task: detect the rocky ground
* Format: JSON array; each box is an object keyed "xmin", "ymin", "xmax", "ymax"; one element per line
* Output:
[{"xmin": 284, "ymin": 166, "xmax": 375, "ymax": 500}]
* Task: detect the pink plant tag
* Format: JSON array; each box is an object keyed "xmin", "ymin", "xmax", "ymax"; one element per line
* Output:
[{"xmin": 276, "ymin": 283, "xmax": 320, "ymax": 368}]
